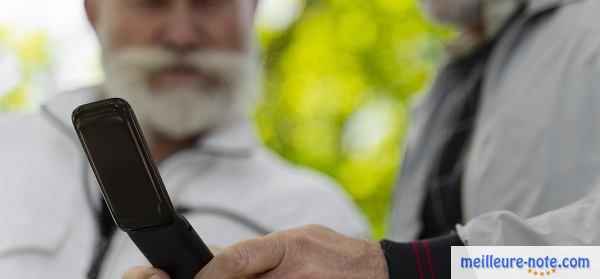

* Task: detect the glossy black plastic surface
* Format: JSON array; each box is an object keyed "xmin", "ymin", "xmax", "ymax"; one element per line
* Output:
[
  {"xmin": 73, "ymin": 98, "xmax": 176, "ymax": 231},
  {"xmin": 128, "ymin": 215, "xmax": 214, "ymax": 279}
]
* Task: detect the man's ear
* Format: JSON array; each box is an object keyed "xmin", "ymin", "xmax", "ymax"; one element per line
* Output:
[{"xmin": 84, "ymin": 0, "xmax": 99, "ymax": 29}]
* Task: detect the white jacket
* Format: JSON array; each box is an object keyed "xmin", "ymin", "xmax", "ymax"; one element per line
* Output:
[
  {"xmin": 389, "ymin": 0, "xmax": 600, "ymax": 245},
  {"xmin": 0, "ymin": 88, "xmax": 369, "ymax": 278}
]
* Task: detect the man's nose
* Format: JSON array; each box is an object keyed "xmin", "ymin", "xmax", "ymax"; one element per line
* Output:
[{"xmin": 161, "ymin": 3, "xmax": 201, "ymax": 54}]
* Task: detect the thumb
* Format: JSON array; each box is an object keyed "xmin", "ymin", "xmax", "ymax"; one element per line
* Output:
[{"xmin": 195, "ymin": 236, "xmax": 285, "ymax": 278}]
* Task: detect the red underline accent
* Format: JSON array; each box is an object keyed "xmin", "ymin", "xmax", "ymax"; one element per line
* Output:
[
  {"xmin": 412, "ymin": 241, "xmax": 425, "ymax": 279},
  {"xmin": 422, "ymin": 240, "xmax": 436, "ymax": 279}
]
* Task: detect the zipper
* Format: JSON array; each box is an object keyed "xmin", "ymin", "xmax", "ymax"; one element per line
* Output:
[{"xmin": 462, "ymin": 4, "xmax": 532, "ymax": 217}]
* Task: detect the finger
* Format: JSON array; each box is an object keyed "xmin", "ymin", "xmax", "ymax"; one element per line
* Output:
[
  {"xmin": 122, "ymin": 266, "xmax": 170, "ymax": 279},
  {"xmin": 195, "ymin": 236, "xmax": 285, "ymax": 279},
  {"xmin": 208, "ymin": 245, "xmax": 224, "ymax": 255}
]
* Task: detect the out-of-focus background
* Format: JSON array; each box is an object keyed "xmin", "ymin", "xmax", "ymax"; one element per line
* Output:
[{"xmin": 0, "ymin": 0, "xmax": 450, "ymax": 237}]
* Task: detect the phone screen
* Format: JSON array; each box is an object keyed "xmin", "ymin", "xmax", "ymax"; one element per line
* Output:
[{"xmin": 76, "ymin": 103, "xmax": 174, "ymax": 231}]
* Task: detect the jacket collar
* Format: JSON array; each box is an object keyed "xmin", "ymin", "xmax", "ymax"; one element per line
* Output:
[{"xmin": 41, "ymin": 86, "xmax": 258, "ymax": 158}]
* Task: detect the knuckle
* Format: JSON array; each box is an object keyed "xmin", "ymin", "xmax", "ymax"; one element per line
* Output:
[
  {"xmin": 291, "ymin": 234, "xmax": 314, "ymax": 252},
  {"xmin": 289, "ymin": 225, "xmax": 331, "ymax": 251},
  {"xmin": 301, "ymin": 224, "xmax": 334, "ymax": 237},
  {"xmin": 220, "ymin": 245, "xmax": 249, "ymax": 274}
]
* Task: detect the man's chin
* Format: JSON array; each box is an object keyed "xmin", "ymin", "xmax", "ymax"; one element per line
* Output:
[
  {"xmin": 142, "ymin": 119, "xmax": 217, "ymax": 142},
  {"xmin": 137, "ymin": 93, "xmax": 227, "ymax": 141},
  {"xmin": 104, "ymin": 79, "xmax": 239, "ymax": 142}
]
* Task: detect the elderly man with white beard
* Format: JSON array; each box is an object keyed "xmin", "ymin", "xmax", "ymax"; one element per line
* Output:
[
  {"xmin": 0, "ymin": 0, "xmax": 370, "ymax": 278},
  {"xmin": 126, "ymin": 0, "xmax": 600, "ymax": 277}
]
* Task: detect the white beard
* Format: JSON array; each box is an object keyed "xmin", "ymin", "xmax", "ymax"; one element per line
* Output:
[
  {"xmin": 420, "ymin": 0, "xmax": 483, "ymax": 27},
  {"xmin": 101, "ymin": 47, "xmax": 259, "ymax": 140}
]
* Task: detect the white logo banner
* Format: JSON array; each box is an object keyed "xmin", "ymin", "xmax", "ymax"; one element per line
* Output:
[{"xmin": 451, "ymin": 246, "xmax": 600, "ymax": 278}]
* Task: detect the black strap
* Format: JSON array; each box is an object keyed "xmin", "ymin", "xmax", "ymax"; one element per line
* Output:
[
  {"xmin": 87, "ymin": 201, "xmax": 118, "ymax": 279},
  {"xmin": 418, "ymin": 4, "xmax": 527, "ymax": 239},
  {"xmin": 418, "ymin": 47, "xmax": 490, "ymax": 239}
]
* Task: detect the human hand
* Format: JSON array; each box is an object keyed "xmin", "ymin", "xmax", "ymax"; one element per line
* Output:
[
  {"xmin": 122, "ymin": 225, "xmax": 388, "ymax": 279},
  {"xmin": 208, "ymin": 245, "xmax": 224, "ymax": 255},
  {"xmin": 196, "ymin": 225, "xmax": 388, "ymax": 278}
]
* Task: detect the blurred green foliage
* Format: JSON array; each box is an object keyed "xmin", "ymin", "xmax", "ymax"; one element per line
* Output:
[
  {"xmin": 0, "ymin": 26, "xmax": 50, "ymax": 111},
  {"xmin": 255, "ymin": 0, "xmax": 451, "ymax": 237}
]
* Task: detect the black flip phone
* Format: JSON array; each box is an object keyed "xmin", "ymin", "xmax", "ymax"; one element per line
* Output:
[{"xmin": 72, "ymin": 98, "xmax": 213, "ymax": 279}]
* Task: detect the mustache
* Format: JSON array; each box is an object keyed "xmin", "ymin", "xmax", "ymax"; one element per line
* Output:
[{"xmin": 102, "ymin": 48, "xmax": 252, "ymax": 83}]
